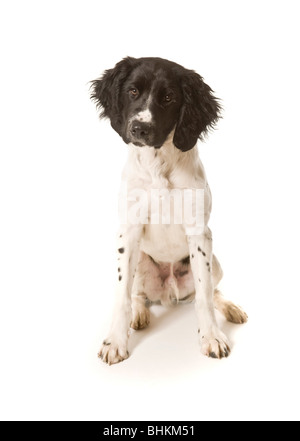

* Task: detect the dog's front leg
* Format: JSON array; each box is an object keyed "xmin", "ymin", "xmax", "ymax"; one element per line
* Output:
[
  {"xmin": 187, "ymin": 228, "xmax": 230, "ymax": 359},
  {"xmin": 98, "ymin": 225, "xmax": 143, "ymax": 365}
]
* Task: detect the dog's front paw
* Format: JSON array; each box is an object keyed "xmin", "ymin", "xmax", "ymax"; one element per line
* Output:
[
  {"xmin": 200, "ymin": 329, "xmax": 230, "ymax": 359},
  {"xmin": 98, "ymin": 339, "xmax": 129, "ymax": 365}
]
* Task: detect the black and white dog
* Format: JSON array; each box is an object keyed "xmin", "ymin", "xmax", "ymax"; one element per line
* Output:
[{"xmin": 91, "ymin": 57, "xmax": 247, "ymax": 364}]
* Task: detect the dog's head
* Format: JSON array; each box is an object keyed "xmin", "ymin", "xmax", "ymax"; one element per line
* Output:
[{"xmin": 90, "ymin": 57, "xmax": 221, "ymax": 151}]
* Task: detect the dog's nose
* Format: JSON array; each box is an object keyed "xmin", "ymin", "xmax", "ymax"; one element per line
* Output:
[{"xmin": 130, "ymin": 121, "xmax": 150, "ymax": 141}]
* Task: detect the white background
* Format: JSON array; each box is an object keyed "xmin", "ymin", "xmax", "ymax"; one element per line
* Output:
[{"xmin": 1, "ymin": 0, "xmax": 300, "ymax": 421}]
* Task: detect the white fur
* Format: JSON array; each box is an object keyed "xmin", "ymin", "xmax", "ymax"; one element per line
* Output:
[
  {"xmin": 135, "ymin": 108, "xmax": 152, "ymax": 123},
  {"xmin": 129, "ymin": 95, "xmax": 153, "ymax": 125}
]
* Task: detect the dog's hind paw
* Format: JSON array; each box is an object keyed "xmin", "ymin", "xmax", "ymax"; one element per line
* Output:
[
  {"xmin": 131, "ymin": 306, "xmax": 150, "ymax": 330},
  {"xmin": 98, "ymin": 340, "xmax": 129, "ymax": 365},
  {"xmin": 224, "ymin": 302, "xmax": 248, "ymax": 324}
]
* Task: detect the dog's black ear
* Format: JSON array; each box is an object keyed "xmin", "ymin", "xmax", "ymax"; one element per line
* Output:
[
  {"xmin": 173, "ymin": 71, "xmax": 221, "ymax": 152},
  {"xmin": 90, "ymin": 57, "xmax": 136, "ymax": 135}
]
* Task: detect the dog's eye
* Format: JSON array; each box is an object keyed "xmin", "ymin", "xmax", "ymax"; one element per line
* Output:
[
  {"xmin": 129, "ymin": 88, "xmax": 139, "ymax": 97},
  {"xmin": 164, "ymin": 93, "xmax": 174, "ymax": 103}
]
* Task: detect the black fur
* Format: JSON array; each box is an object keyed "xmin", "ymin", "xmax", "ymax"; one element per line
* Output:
[
  {"xmin": 90, "ymin": 57, "xmax": 221, "ymax": 152},
  {"xmin": 181, "ymin": 255, "xmax": 190, "ymax": 265},
  {"xmin": 90, "ymin": 58, "xmax": 136, "ymax": 135},
  {"xmin": 173, "ymin": 69, "xmax": 221, "ymax": 151}
]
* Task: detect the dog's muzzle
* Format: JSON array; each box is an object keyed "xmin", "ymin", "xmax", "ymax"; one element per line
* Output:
[{"xmin": 129, "ymin": 120, "xmax": 154, "ymax": 146}]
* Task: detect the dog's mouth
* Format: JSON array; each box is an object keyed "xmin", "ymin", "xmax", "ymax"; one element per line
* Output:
[
  {"xmin": 130, "ymin": 140, "xmax": 163, "ymax": 149},
  {"xmin": 131, "ymin": 141, "xmax": 145, "ymax": 147},
  {"xmin": 126, "ymin": 121, "xmax": 164, "ymax": 149},
  {"xmin": 128, "ymin": 128, "xmax": 174, "ymax": 149},
  {"xmin": 125, "ymin": 124, "xmax": 171, "ymax": 149},
  {"xmin": 132, "ymin": 142, "xmax": 162, "ymax": 150}
]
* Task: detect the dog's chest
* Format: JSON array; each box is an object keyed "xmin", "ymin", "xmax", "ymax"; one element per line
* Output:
[
  {"xmin": 127, "ymin": 146, "xmax": 190, "ymax": 262},
  {"xmin": 123, "ymin": 143, "xmax": 208, "ymax": 263}
]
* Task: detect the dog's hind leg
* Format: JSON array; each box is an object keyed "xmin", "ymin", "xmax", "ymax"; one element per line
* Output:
[{"xmin": 212, "ymin": 255, "xmax": 248, "ymax": 324}]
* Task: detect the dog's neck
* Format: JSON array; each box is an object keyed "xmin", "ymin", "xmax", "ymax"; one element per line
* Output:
[{"xmin": 125, "ymin": 133, "xmax": 203, "ymax": 189}]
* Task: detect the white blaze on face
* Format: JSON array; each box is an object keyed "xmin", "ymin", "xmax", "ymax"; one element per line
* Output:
[
  {"xmin": 136, "ymin": 108, "xmax": 152, "ymax": 123},
  {"xmin": 135, "ymin": 95, "xmax": 153, "ymax": 123}
]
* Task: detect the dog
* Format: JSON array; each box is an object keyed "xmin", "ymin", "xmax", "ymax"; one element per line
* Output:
[{"xmin": 90, "ymin": 57, "xmax": 247, "ymax": 364}]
